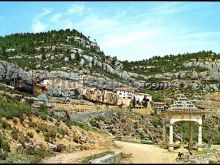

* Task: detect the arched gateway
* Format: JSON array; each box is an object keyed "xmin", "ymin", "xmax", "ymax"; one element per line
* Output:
[{"xmin": 162, "ymin": 95, "xmax": 206, "ymax": 151}]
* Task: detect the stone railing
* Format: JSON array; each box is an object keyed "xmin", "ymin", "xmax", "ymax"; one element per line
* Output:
[{"xmin": 88, "ymin": 152, "xmax": 122, "ymax": 164}]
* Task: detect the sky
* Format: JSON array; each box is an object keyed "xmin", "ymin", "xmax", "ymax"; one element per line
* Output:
[{"xmin": 0, "ymin": 2, "xmax": 220, "ymax": 61}]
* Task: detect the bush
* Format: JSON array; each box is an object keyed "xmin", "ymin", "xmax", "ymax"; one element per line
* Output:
[
  {"xmin": 44, "ymin": 136, "xmax": 50, "ymax": 143},
  {"xmin": 36, "ymin": 129, "xmax": 40, "ymax": 134},
  {"xmin": 11, "ymin": 130, "xmax": 19, "ymax": 140},
  {"xmin": 55, "ymin": 122, "xmax": 60, "ymax": 127},
  {"xmin": 1, "ymin": 120, "xmax": 11, "ymax": 129},
  {"xmin": 0, "ymin": 133, "xmax": 10, "ymax": 152},
  {"xmin": 57, "ymin": 128, "xmax": 67, "ymax": 137},
  {"xmin": 44, "ymin": 129, "xmax": 56, "ymax": 139},
  {"xmin": 48, "ymin": 117, "xmax": 53, "ymax": 122},
  {"xmin": 28, "ymin": 121, "xmax": 37, "ymax": 128},
  {"xmin": 53, "ymin": 144, "xmax": 65, "ymax": 152},
  {"xmin": 24, "ymin": 145, "xmax": 52, "ymax": 162},
  {"xmin": 41, "ymin": 115, "xmax": 48, "ymax": 121},
  {"xmin": 89, "ymin": 120, "xmax": 100, "ymax": 129},
  {"xmin": 12, "ymin": 118, "xmax": 18, "ymax": 124},
  {"xmin": 27, "ymin": 132, "xmax": 34, "ymax": 138},
  {"xmin": 0, "ymin": 150, "xmax": 7, "ymax": 160},
  {"xmin": 18, "ymin": 135, "xmax": 30, "ymax": 145},
  {"xmin": 0, "ymin": 100, "xmax": 32, "ymax": 119}
]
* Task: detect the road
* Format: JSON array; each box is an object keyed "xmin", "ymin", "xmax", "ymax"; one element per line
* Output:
[{"xmin": 115, "ymin": 141, "xmax": 178, "ymax": 163}]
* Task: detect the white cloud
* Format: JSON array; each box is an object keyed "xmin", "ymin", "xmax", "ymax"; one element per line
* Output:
[
  {"xmin": 50, "ymin": 13, "xmax": 62, "ymax": 23},
  {"xmin": 28, "ymin": 3, "xmax": 220, "ymax": 61},
  {"xmin": 36, "ymin": 8, "xmax": 52, "ymax": 19},
  {"xmin": 67, "ymin": 4, "xmax": 84, "ymax": 14},
  {"xmin": 102, "ymin": 29, "xmax": 162, "ymax": 49},
  {"xmin": 64, "ymin": 20, "xmax": 74, "ymax": 30},
  {"xmin": 32, "ymin": 8, "xmax": 52, "ymax": 33},
  {"xmin": 32, "ymin": 20, "xmax": 47, "ymax": 33}
]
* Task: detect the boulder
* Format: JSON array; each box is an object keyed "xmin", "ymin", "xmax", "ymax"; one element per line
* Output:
[
  {"xmin": 37, "ymin": 94, "xmax": 48, "ymax": 103},
  {"xmin": 80, "ymin": 59, "xmax": 85, "ymax": 66},
  {"xmin": 120, "ymin": 71, "xmax": 130, "ymax": 80},
  {"xmin": 64, "ymin": 56, "xmax": 69, "ymax": 62},
  {"xmin": 70, "ymin": 53, "xmax": 75, "ymax": 60}
]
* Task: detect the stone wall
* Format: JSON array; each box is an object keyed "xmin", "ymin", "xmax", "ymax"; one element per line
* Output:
[
  {"xmin": 190, "ymin": 152, "xmax": 220, "ymax": 164},
  {"xmin": 88, "ymin": 152, "xmax": 122, "ymax": 164}
]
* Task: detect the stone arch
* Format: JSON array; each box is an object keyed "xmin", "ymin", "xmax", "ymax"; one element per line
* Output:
[
  {"xmin": 171, "ymin": 118, "xmax": 202, "ymax": 125},
  {"xmin": 168, "ymin": 117, "xmax": 203, "ymax": 151}
]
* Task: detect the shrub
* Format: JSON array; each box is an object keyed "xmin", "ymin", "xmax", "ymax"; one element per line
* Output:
[
  {"xmin": 44, "ymin": 136, "xmax": 50, "ymax": 143},
  {"xmin": 48, "ymin": 117, "xmax": 53, "ymax": 122},
  {"xmin": 53, "ymin": 144, "xmax": 65, "ymax": 152},
  {"xmin": 55, "ymin": 122, "xmax": 60, "ymax": 127},
  {"xmin": 27, "ymin": 132, "xmax": 34, "ymax": 138},
  {"xmin": 0, "ymin": 150, "xmax": 7, "ymax": 160},
  {"xmin": 89, "ymin": 120, "xmax": 100, "ymax": 129},
  {"xmin": 12, "ymin": 117, "xmax": 18, "ymax": 124},
  {"xmin": 45, "ymin": 129, "xmax": 56, "ymax": 139},
  {"xmin": 1, "ymin": 120, "xmax": 11, "ymax": 129},
  {"xmin": 0, "ymin": 99, "xmax": 31, "ymax": 119},
  {"xmin": 41, "ymin": 115, "xmax": 48, "ymax": 121},
  {"xmin": 18, "ymin": 135, "xmax": 30, "ymax": 145},
  {"xmin": 11, "ymin": 130, "xmax": 19, "ymax": 140},
  {"xmin": 0, "ymin": 133, "xmax": 10, "ymax": 152},
  {"xmin": 57, "ymin": 128, "xmax": 67, "ymax": 137},
  {"xmin": 28, "ymin": 121, "xmax": 37, "ymax": 128},
  {"xmin": 36, "ymin": 129, "xmax": 40, "ymax": 134}
]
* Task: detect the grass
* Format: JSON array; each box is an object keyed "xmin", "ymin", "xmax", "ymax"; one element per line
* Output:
[
  {"xmin": 81, "ymin": 150, "xmax": 114, "ymax": 163},
  {"xmin": 0, "ymin": 99, "xmax": 32, "ymax": 119},
  {"xmin": 70, "ymin": 121, "xmax": 104, "ymax": 134},
  {"xmin": 1, "ymin": 146, "xmax": 54, "ymax": 163}
]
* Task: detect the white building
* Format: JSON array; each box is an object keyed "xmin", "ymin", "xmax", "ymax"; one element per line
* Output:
[
  {"xmin": 135, "ymin": 93, "xmax": 152, "ymax": 103},
  {"xmin": 116, "ymin": 88, "xmax": 135, "ymax": 99},
  {"xmin": 116, "ymin": 88, "xmax": 152, "ymax": 105}
]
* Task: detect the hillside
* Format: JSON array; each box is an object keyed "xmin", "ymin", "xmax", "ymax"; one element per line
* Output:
[
  {"xmin": 1, "ymin": 29, "xmax": 220, "ymax": 99},
  {"xmin": 1, "ymin": 29, "xmax": 220, "ymax": 163},
  {"xmin": 0, "ymin": 83, "xmax": 114, "ymax": 163}
]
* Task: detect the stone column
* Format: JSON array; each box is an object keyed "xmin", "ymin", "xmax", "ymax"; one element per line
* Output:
[
  {"xmin": 189, "ymin": 122, "xmax": 193, "ymax": 150},
  {"xmin": 163, "ymin": 118, "xmax": 166, "ymax": 143},
  {"xmin": 169, "ymin": 123, "xmax": 174, "ymax": 151},
  {"xmin": 198, "ymin": 124, "xmax": 202, "ymax": 151}
]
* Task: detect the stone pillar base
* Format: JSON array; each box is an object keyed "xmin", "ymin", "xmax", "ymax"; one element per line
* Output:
[
  {"xmin": 179, "ymin": 142, "xmax": 185, "ymax": 149},
  {"xmin": 197, "ymin": 144, "xmax": 203, "ymax": 151},
  {"xmin": 168, "ymin": 144, "xmax": 174, "ymax": 151},
  {"xmin": 161, "ymin": 142, "xmax": 168, "ymax": 149}
]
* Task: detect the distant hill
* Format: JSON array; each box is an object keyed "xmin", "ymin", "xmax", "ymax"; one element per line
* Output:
[{"xmin": 1, "ymin": 29, "xmax": 220, "ymax": 100}]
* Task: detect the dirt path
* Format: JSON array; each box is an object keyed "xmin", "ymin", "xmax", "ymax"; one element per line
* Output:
[
  {"xmin": 115, "ymin": 141, "xmax": 178, "ymax": 163},
  {"xmin": 40, "ymin": 149, "xmax": 108, "ymax": 164},
  {"xmin": 41, "ymin": 141, "xmax": 179, "ymax": 163}
]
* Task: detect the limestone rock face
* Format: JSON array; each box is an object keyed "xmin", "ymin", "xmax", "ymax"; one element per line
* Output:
[
  {"xmin": 80, "ymin": 59, "xmax": 85, "ymax": 66},
  {"xmin": 0, "ymin": 60, "xmax": 32, "ymax": 82},
  {"xmin": 120, "ymin": 71, "xmax": 130, "ymax": 80},
  {"xmin": 82, "ymin": 87, "xmax": 118, "ymax": 105}
]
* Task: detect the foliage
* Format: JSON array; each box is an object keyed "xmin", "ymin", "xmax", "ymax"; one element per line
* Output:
[{"xmin": 0, "ymin": 99, "xmax": 31, "ymax": 119}]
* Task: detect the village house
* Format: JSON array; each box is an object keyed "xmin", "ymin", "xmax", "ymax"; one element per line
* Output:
[
  {"xmin": 135, "ymin": 93, "xmax": 152, "ymax": 103},
  {"xmin": 116, "ymin": 87, "xmax": 135, "ymax": 99},
  {"xmin": 116, "ymin": 87, "xmax": 152, "ymax": 108},
  {"xmin": 153, "ymin": 102, "xmax": 167, "ymax": 110}
]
